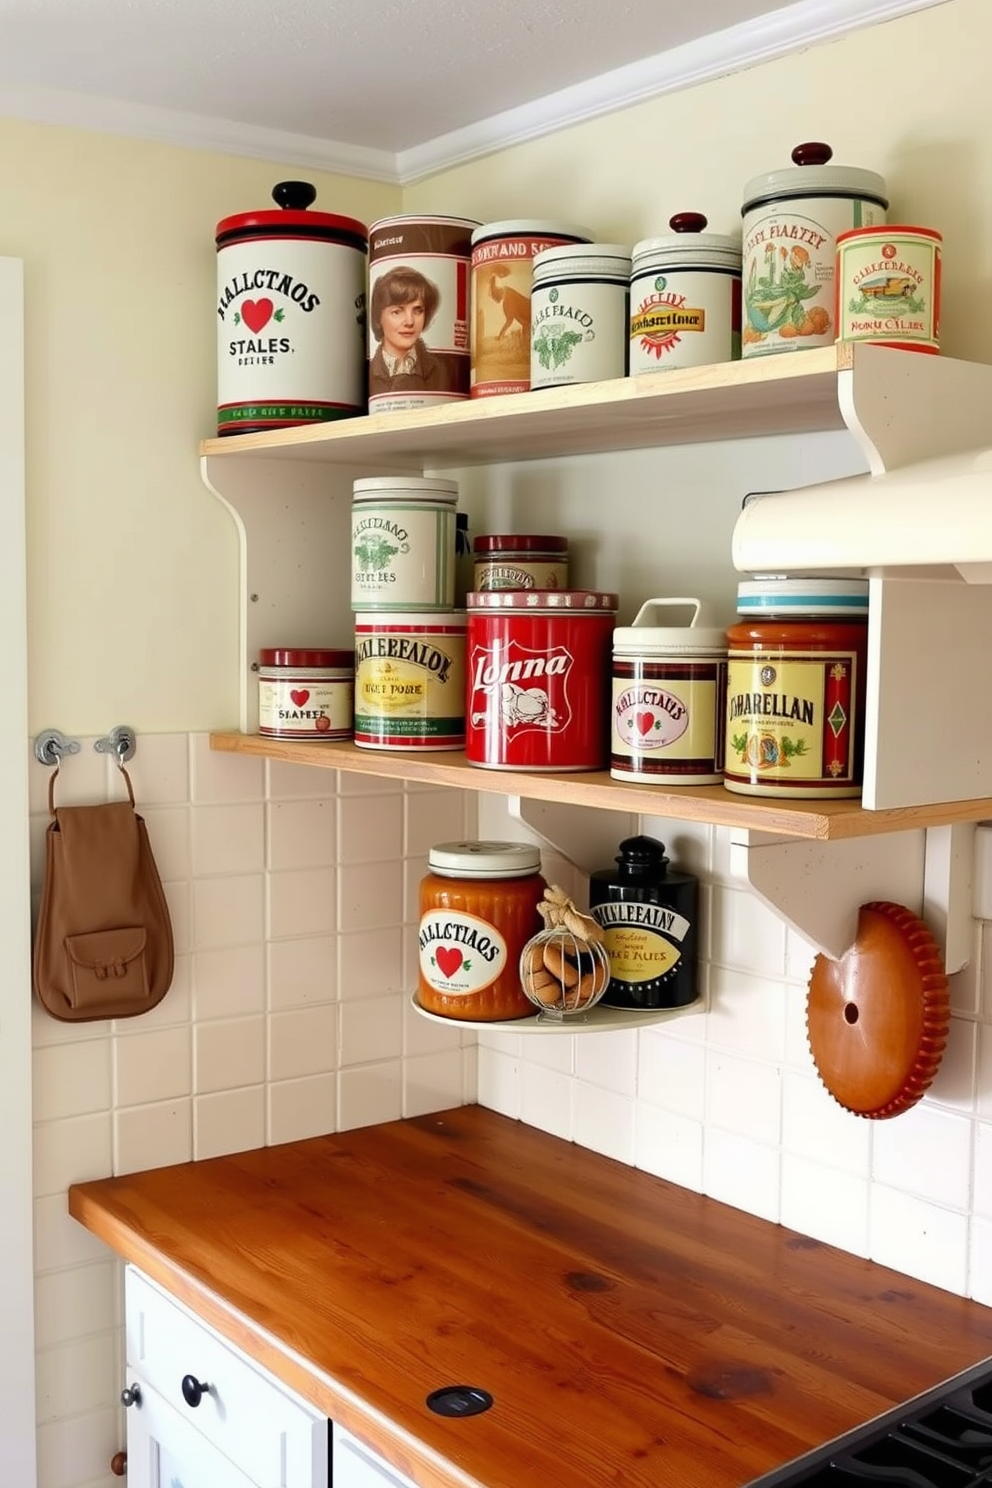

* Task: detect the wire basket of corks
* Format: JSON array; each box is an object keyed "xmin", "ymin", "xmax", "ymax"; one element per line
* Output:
[{"xmin": 519, "ymin": 885, "xmax": 611, "ymax": 1020}]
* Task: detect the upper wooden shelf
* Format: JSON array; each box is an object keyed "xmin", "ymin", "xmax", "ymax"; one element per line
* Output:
[
  {"xmin": 209, "ymin": 731, "xmax": 992, "ymax": 841},
  {"xmin": 199, "ymin": 342, "xmax": 859, "ymax": 470}
]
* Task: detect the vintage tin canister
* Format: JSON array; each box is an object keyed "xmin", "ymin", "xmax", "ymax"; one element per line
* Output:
[
  {"xmin": 530, "ymin": 243, "xmax": 631, "ymax": 388},
  {"xmin": 741, "ymin": 143, "xmax": 888, "ymax": 357},
  {"xmin": 472, "ymin": 535, "xmax": 569, "ymax": 592},
  {"xmin": 724, "ymin": 578, "xmax": 869, "ymax": 798},
  {"xmin": 354, "ymin": 611, "xmax": 466, "ymax": 751},
  {"xmin": 418, "ymin": 841, "xmax": 546, "ymax": 1022},
  {"xmin": 257, "ymin": 648, "xmax": 354, "ymax": 740},
  {"xmin": 836, "ymin": 225, "xmax": 942, "ymax": 353},
  {"xmin": 469, "ymin": 220, "xmax": 591, "ymax": 398},
  {"xmin": 629, "ymin": 214, "xmax": 741, "ymax": 371},
  {"xmin": 465, "ymin": 590, "xmax": 617, "ymax": 772},
  {"xmin": 351, "ymin": 476, "xmax": 458, "ymax": 611},
  {"xmin": 611, "ymin": 598, "xmax": 728, "ymax": 784},
  {"xmin": 215, "ymin": 180, "xmax": 368, "ymax": 435},
  {"xmin": 367, "ymin": 214, "xmax": 480, "ymax": 413}
]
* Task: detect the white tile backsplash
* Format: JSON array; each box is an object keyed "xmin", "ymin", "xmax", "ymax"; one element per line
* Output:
[
  {"xmin": 194, "ymin": 1086, "xmax": 266, "ymax": 1159},
  {"xmin": 191, "ymin": 802, "xmax": 264, "ymax": 876},
  {"xmin": 267, "ymin": 866, "xmax": 336, "ymax": 939},
  {"xmin": 268, "ymin": 1005, "xmax": 337, "ymax": 1080}
]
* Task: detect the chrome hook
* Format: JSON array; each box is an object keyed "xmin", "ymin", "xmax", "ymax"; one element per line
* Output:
[
  {"xmin": 34, "ymin": 729, "xmax": 81, "ymax": 768},
  {"xmin": 94, "ymin": 725, "xmax": 136, "ymax": 767}
]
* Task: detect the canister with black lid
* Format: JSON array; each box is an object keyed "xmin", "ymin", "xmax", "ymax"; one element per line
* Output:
[
  {"xmin": 588, "ymin": 836, "xmax": 699, "ymax": 1010},
  {"xmin": 629, "ymin": 213, "xmax": 741, "ymax": 371},
  {"xmin": 741, "ymin": 142, "xmax": 888, "ymax": 357},
  {"xmin": 724, "ymin": 577, "xmax": 869, "ymax": 798}
]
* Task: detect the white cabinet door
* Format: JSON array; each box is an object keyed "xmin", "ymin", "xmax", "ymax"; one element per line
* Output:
[
  {"xmin": 125, "ymin": 1377, "xmax": 261, "ymax": 1488},
  {"xmin": 333, "ymin": 1428, "xmax": 417, "ymax": 1488}
]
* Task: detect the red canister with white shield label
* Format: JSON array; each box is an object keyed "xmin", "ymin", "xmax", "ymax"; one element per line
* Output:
[{"xmin": 466, "ymin": 591, "xmax": 618, "ymax": 771}]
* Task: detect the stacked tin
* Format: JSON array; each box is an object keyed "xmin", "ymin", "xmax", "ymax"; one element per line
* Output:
[{"xmin": 351, "ymin": 476, "xmax": 466, "ymax": 751}]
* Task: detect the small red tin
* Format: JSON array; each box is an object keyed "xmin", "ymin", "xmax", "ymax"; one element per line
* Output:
[{"xmin": 466, "ymin": 590, "xmax": 618, "ymax": 772}]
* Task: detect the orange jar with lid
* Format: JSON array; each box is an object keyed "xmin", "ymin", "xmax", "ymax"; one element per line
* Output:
[{"xmin": 418, "ymin": 841, "xmax": 545, "ymax": 1021}]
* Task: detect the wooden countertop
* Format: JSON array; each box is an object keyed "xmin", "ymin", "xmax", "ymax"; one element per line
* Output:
[{"xmin": 69, "ymin": 1106, "xmax": 992, "ymax": 1488}]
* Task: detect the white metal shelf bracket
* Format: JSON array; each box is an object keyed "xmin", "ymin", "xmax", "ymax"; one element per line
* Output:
[
  {"xmin": 838, "ymin": 349, "xmax": 992, "ymax": 475},
  {"xmin": 509, "ymin": 796, "xmax": 637, "ymax": 876}
]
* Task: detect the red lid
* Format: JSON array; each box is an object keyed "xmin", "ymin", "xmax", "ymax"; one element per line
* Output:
[
  {"xmin": 467, "ymin": 591, "xmax": 617, "ymax": 611},
  {"xmin": 217, "ymin": 181, "xmax": 367, "ymax": 246},
  {"xmin": 836, "ymin": 224, "xmax": 943, "ymax": 243},
  {"xmin": 259, "ymin": 648, "xmax": 355, "ymax": 668},
  {"xmin": 473, "ymin": 534, "xmax": 568, "ymax": 555}
]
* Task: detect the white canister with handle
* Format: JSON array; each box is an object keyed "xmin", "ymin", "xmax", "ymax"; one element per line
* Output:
[{"xmin": 611, "ymin": 597, "xmax": 728, "ymax": 784}]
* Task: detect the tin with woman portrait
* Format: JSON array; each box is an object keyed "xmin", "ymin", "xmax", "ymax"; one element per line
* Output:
[{"xmin": 367, "ymin": 215, "xmax": 479, "ymax": 413}]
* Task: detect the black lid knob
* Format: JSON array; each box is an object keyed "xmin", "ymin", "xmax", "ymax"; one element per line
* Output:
[
  {"xmin": 615, "ymin": 835, "xmax": 669, "ymax": 879},
  {"xmin": 272, "ymin": 180, "xmax": 317, "ymax": 211}
]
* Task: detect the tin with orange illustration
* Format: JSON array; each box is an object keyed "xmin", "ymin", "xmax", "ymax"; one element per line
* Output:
[{"xmin": 836, "ymin": 226, "xmax": 942, "ymax": 353}]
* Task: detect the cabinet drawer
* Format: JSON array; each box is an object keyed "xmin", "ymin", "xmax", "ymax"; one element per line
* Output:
[
  {"xmin": 333, "ymin": 1427, "xmax": 417, "ymax": 1488},
  {"xmin": 126, "ymin": 1375, "xmax": 261, "ymax": 1488},
  {"xmin": 125, "ymin": 1267, "xmax": 328, "ymax": 1488}
]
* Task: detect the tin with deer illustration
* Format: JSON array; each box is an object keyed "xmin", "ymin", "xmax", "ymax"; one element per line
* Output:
[
  {"xmin": 215, "ymin": 181, "xmax": 368, "ymax": 435},
  {"xmin": 469, "ymin": 220, "xmax": 591, "ymax": 397},
  {"xmin": 629, "ymin": 214, "xmax": 741, "ymax": 371},
  {"xmin": 836, "ymin": 226, "xmax": 942, "ymax": 353},
  {"xmin": 741, "ymin": 143, "xmax": 888, "ymax": 357},
  {"xmin": 466, "ymin": 590, "xmax": 617, "ymax": 771},
  {"xmin": 724, "ymin": 579, "xmax": 869, "ymax": 799},
  {"xmin": 351, "ymin": 477, "xmax": 458, "ymax": 611},
  {"xmin": 530, "ymin": 244, "xmax": 631, "ymax": 388}
]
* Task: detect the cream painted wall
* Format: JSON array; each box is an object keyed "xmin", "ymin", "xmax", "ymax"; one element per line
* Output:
[
  {"xmin": 0, "ymin": 119, "xmax": 399, "ymax": 735},
  {"xmin": 406, "ymin": 0, "xmax": 990, "ymax": 368}
]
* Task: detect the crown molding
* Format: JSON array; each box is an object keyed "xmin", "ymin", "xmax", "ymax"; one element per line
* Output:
[
  {"xmin": 0, "ymin": 0, "xmax": 951, "ymax": 188},
  {"xmin": 397, "ymin": 0, "xmax": 951, "ymax": 183},
  {"xmin": 0, "ymin": 85, "xmax": 398, "ymax": 184}
]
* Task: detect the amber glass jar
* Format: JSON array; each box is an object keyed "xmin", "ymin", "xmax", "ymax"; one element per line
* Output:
[
  {"xmin": 725, "ymin": 578, "xmax": 868, "ymax": 798},
  {"xmin": 418, "ymin": 841, "xmax": 545, "ymax": 1021}
]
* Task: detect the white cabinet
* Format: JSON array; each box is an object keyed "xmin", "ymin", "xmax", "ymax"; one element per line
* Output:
[
  {"xmin": 333, "ymin": 1428, "xmax": 418, "ymax": 1488},
  {"xmin": 123, "ymin": 1267, "xmax": 328, "ymax": 1488}
]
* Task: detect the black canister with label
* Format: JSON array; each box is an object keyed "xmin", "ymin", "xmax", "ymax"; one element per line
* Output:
[{"xmin": 588, "ymin": 836, "xmax": 698, "ymax": 1009}]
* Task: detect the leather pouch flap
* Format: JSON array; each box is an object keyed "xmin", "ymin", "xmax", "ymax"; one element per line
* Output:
[{"xmin": 64, "ymin": 927, "xmax": 149, "ymax": 1010}]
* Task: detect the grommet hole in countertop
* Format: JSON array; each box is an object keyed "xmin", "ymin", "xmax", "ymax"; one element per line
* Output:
[{"xmin": 426, "ymin": 1385, "xmax": 494, "ymax": 1417}]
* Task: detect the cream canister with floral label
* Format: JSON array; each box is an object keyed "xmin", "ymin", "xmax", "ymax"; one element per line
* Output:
[
  {"xmin": 629, "ymin": 214, "xmax": 741, "ymax": 371},
  {"xmin": 351, "ymin": 476, "xmax": 458, "ymax": 611},
  {"xmin": 530, "ymin": 244, "xmax": 631, "ymax": 388},
  {"xmin": 836, "ymin": 225, "xmax": 942, "ymax": 353},
  {"xmin": 741, "ymin": 143, "xmax": 888, "ymax": 357}
]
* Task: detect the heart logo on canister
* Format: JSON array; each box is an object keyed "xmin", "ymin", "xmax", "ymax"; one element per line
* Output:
[
  {"xmin": 290, "ymin": 689, "xmax": 310, "ymax": 706},
  {"xmin": 435, "ymin": 946, "xmax": 463, "ymax": 978},
  {"xmin": 635, "ymin": 711, "xmax": 655, "ymax": 736},
  {"xmin": 241, "ymin": 298, "xmax": 274, "ymax": 333}
]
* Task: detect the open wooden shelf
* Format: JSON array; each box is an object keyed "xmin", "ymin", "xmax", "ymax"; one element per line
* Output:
[
  {"xmin": 210, "ymin": 731, "xmax": 992, "ymax": 840},
  {"xmin": 199, "ymin": 342, "xmax": 856, "ymax": 470}
]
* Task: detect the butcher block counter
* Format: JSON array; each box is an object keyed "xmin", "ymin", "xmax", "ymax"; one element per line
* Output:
[{"xmin": 69, "ymin": 1105, "xmax": 992, "ymax": 1488}]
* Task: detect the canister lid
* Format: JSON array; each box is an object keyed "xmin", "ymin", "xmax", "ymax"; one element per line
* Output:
[
  {"xmin": 835, "ymin": 224, "xmax": 943, "ymax": 245},
  {"xmin": 216, "ymin": 180, "xmax": 368, "ymax": 246},
  {"xmin": 742, "ymin": 142, "xmax": 888, "ymax": 215},
  {"xmin": 353, "ymin": 476, "xmax": 459, "ymax": 502},
  {"xmin": 473, "ymin": 534, "xmax": 568, "ymax": 555},
  {"xmin": 467, "ymin": 590, "xmax": 618, "ymax": 611},
  {"xmin": 632, "ymin": 212, "xmax": 741, "ymax": 271},
  {"xmin": 531, "ymin": 243, "xmax": 632, "ymax": 281},
  {"xmin": 369, "ymin": 214, "xmax": 482, "ymax": 234},
  {"xmin": 428, "ymin": 840, "xmax": 542, "ymax": 878},
  {"xmin": 612, "ymin": 597, "xmax": 729, "ymax": 653},
  {"xmin": 470, "ymin": 220, "xmax": 592, "ymax": 246},
  {"xmin": 258, "ymin": 648, "xmax": 355, "ymax": 668},
  {"xmin": 736, "ymin": 577, "xmax": 870, "ymax": 617}
]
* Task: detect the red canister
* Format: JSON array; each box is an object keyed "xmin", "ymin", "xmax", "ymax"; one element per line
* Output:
[{"xmin": 466, "ymin": 591, "xmax": 618, "ymax": 771}]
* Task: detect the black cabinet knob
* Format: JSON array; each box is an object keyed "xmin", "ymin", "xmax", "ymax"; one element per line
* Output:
[
  {"xmin": 181, "ymin": 1373, "xmax": 210, "ymax": 1408},
  {"xmin": 120, "ymin": 1383, "xmax": 142, "ymax": 1408}
]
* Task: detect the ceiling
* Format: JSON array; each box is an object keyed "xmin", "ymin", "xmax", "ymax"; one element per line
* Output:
[{"xmin": 0, "ymin": 0, "xmax": 947, "ymax": 180}]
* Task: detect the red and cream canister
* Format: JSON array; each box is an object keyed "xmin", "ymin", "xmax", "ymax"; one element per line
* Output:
[
  {"xmin": 741, "ymin": 143, "xmax": 888, "ymax": 357},
  {"xmin": 470, "ymin": 220, "xmax": 591, "ymax": 398},
  {"xmin": 466, "ymin": 590, "xmax": 617, "ymax": 772},
  {"xmin": 215, "ymin": 181, "xmax": 368, "ymax": 435},
  {"xmin": 473, "ymin": 535, "xmax": 569, "ymax": 592},
  {"xmin": 367, "ymin": 214, "xmax": 480, "ymax": 413},
  {"xmin": 629, "ymin": 214, "xmax": 741, "ymax": 371},
  {"xmin": 354, "ymin": 611, "xmax": 466, "ymax": 751},
  {"xmin": 836, "ymin": 225, "xmax": 942, "ymax": 353},
  {"xmin": 257, "ymin": 648, "xmax": 354, "ymax": 740},
  {"xmin": 611, "ymin": 598, "xmax": 728, "ymax": 784}
]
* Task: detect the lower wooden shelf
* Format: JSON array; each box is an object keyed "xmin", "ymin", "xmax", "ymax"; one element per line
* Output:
[
  {"xmin": 209, "ymin": 731, "xmax": 992, "ymax": 841},
  {"xmin": 410, "ymin": 991, "xmax": 702, "ymax": 1033}
]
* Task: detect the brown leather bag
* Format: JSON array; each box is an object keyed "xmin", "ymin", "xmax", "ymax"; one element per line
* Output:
[{"xmin": 33, "ymin": 765, "xmax": 174, "ymax": 1022}]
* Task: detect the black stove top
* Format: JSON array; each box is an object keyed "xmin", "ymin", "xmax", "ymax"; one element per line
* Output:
[{"xmin": 747, "ymin": 1356, "xmax": 992, "ymax": 1488}]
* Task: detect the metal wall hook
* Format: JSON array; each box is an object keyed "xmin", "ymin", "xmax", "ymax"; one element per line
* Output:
[
  {"xmin": 94, "ymin": 726, "xmax": 136, "ymax": 766},
  {"xmin": 34, "ymin": 729, "xmax": 81, "ymax": 768}
]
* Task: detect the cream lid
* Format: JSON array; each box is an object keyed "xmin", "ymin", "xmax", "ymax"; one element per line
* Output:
[
  {"xmin": 428, "ymin": 840, "xmax": 542, "ymax": 877},
  {"xmin": 633, "ymin": 212, "xmax": 740, "ymax": 267},
  {"xmin": 613, "ymin": 597, "xmax": 728, "ymax": 653},
  {"xmin": 742, "ymin": 142, "xmax": 888, "ymax": 213},
  {"xmin": 471, "ymin": 220, "xmax": 591, "ymax": 245},
  {"xmin": 353, "ymin": 476, "xmax": 459, "ymax": 502},
  {"xmin": 532, "ymin": 243, "xmax": 632, "ymax": 276}
]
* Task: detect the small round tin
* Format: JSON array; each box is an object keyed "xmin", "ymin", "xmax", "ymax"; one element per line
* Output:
[
  {"xmin": 630, "ymin": 214, "xmax": 741, "ymax": 371},
  {"xmin": 611, "ymin": 598, "xmax": 728, "ymax": 784},
  {"xmin": 257, "ymin": 648, "xmax": 354, "ymax": 740},
  {"xmin": 835, "ymin": 225, "xmax": 942, "ymax": 353},
  {"xmin": 472, "ymin": 535, "xmax": 569, "ymax": 592},
  {"xmin": 354, "ymin": 611, "xmax": 466, "ymax": 751},
  {"xmin": 465, "ymin": 590, "xmax": 618, "ymax": 772},
  {"xmin": 351, "ymin": 476, "xmax": 458, "ymax": 611}
]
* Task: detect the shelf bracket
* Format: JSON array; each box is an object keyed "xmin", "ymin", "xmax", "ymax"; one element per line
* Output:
[{"xmin": 508, "ymin": 796, "xmax": 637, "ymax": 876}]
